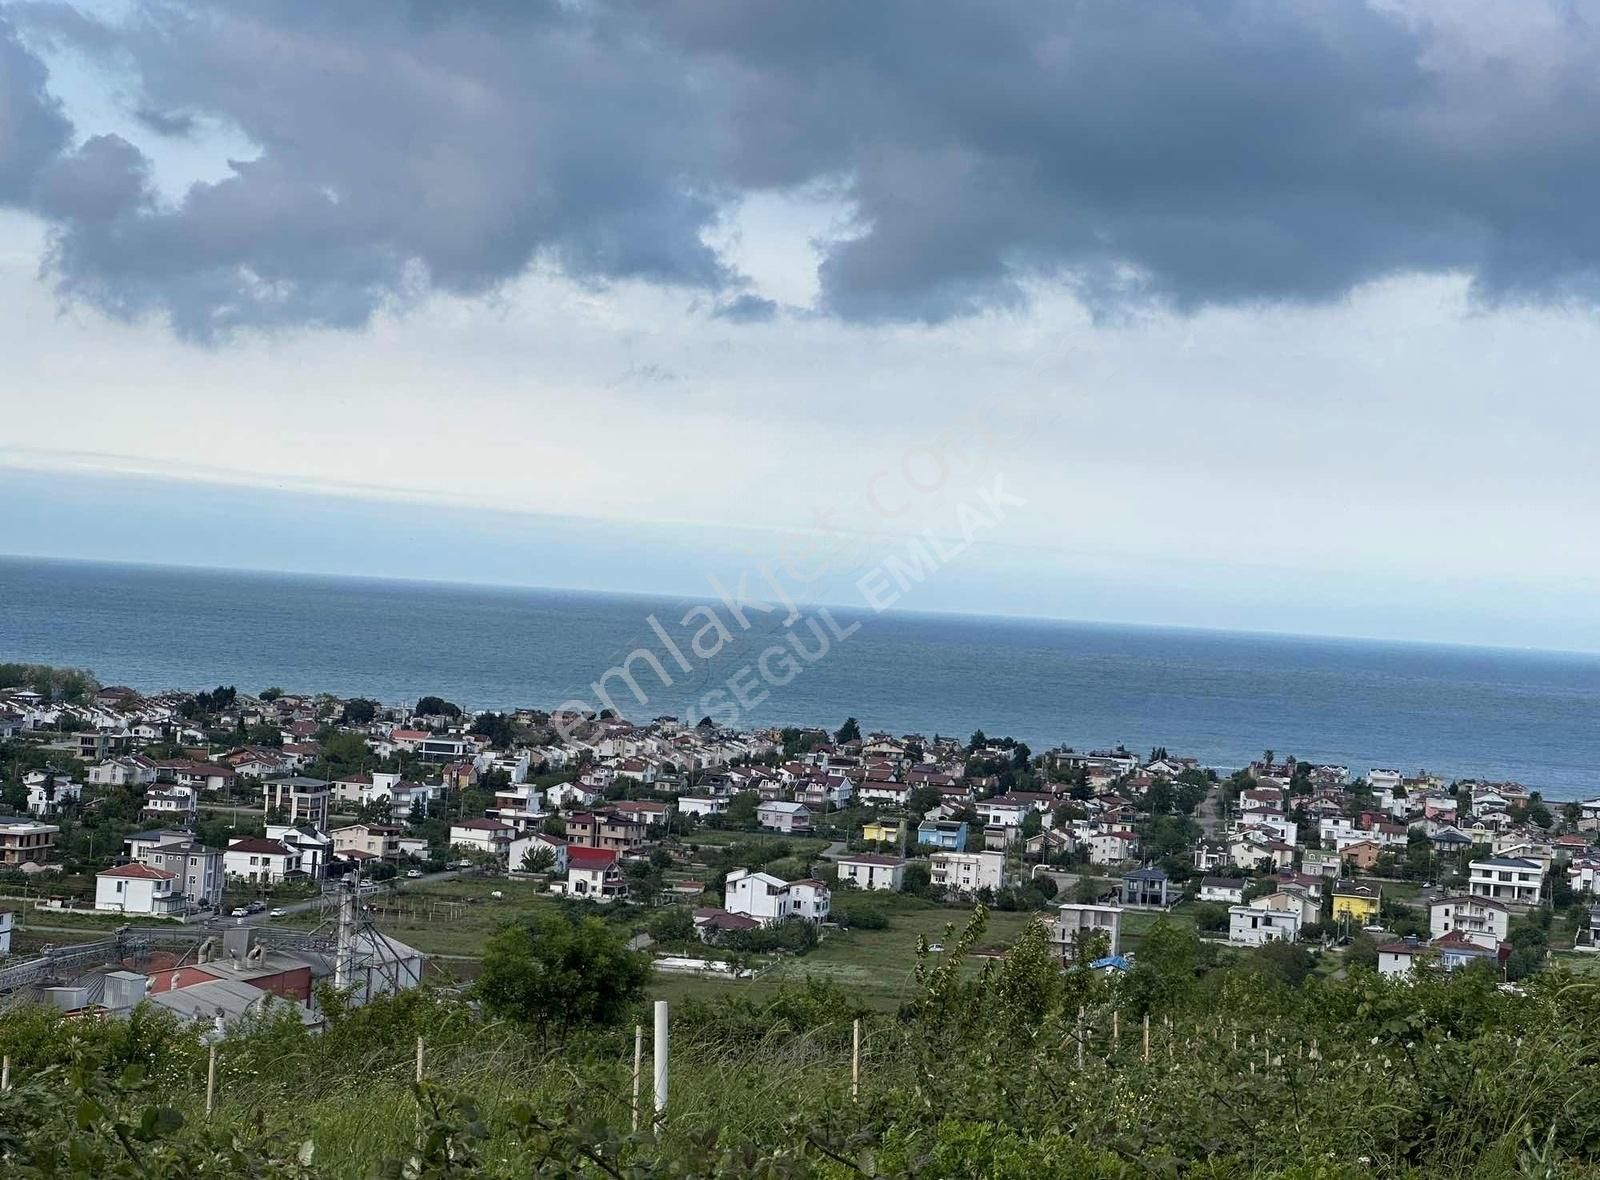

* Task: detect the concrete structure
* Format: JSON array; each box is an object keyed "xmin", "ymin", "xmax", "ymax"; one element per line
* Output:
[
  {"xmin": 0, "ymin": 818, "xmax": 58, "ymax": 866},
  {"xmin": 1050, "ymin": 902, "xmax": 1123, "ymax": 959},
  {"xmin": 262, "ymin": 777, "xmax": 330, "ymax": 828}
]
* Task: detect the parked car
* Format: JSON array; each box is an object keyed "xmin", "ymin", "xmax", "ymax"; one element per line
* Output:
[
  {"xmin": 246, "ymin": 900, "xmax": 267, "ymax": 914},
  {"xmin": 230, "ymin": 907, "xmax": 249, "ymax": 917},
  {"xmin": 269, "ymin": 907, "xmax": 287, "ymax": 918},
  {"xmin": 405, "ymin": 868, "xmax": 424, "ymax": 878}
]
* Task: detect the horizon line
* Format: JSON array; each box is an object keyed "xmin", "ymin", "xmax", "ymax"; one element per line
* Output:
[{"xmin": 5, "ymin": 549, "xmax": 1597, "ymax": 664}]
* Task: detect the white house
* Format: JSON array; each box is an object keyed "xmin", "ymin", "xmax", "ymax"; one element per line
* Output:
[
  {"xmin": 1469, "ymin": 856, "xmax": 1543, "ymax": 907},
  {"xmin": 756, "ymin": 800, "xmax": 813, "ymax": 833},
  {"xmin": 223, "ymin": 837, "xmax": 303, "ymax": 884},
  {"xmin": 677, "ymin": 796, "xmax": 729, "ymax": 819},
  {"xmin": 492, "ymin": 784, "xmax": 546, "ymax": 832},
  {"xmin": 929, "ymin": 850, "xmax": 1006, "ymax": 896},
  {"xmin": 509, "ymin": 832, "xmax": 569, "ymax": 874},
  {"xmin": 1429, "ymin": 894, "xmax": 1510, "ymax": 949},
  {"xmin": 836, "ymin": 853, "xmax": 906, "ymax": 892},
  {"xmin": 88, "ymin": 755, "xmax": 159, "ymax": 788},
  {"xmin": 267, "ymin": 823, "xmax": 332, "ymax": 881},
  {"xmin": 449, "ymin": 818, "xmax": 515, "ymax": 858},
  {"xmin": 142, "ymin": 784, "xmax": 198, "ymax": 824},
  {"xmin": 565, "ymin": 846, "xmax": 626, "ymax": 901},
  {"xmin": 1198, "ymin": 877, "xmax": 1246, "ymax": 905},
  {"xmin": 95, "ymin": 863, "xmax": 184, "ymax": 916},
  {"xmin": 1228, "ymin": 903, "xmax": 1303, "ymax": 946},
  {"xmin": 723, "ymin": 868, "xmax": 832, "ymax": 924},
  {"xmin": 1088, "ymin": 830, "xmax": 1140, "ymax": 865},
  {"xmin": 137, "ymin": 839, "xmax": 224, "ymax": 909},
  {"xmin": 26, "ymin": 776, "xmax": 82, "ymax": 816}
]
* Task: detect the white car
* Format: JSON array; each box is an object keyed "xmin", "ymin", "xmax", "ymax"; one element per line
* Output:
[
  {"xmin": 405, "ymin": 868, "xmax": 424, "ymax": 878},
  {"xmin": 269, "ymin": 907, "xmax": 287, "ymax": 918},
  {"xmin": 230, "ymin": 907, "xmax": 249, "ymax": 918}
]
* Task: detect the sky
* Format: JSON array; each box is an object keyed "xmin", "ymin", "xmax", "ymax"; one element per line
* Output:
[{"xmin": 4, "ymin": 2, "xmax": 1600, "ymax": 650}]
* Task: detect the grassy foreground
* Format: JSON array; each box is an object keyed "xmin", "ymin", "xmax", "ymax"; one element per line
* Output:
[{"xmin": 4, "ymin": 909, "xmax": 1599, "ymax": 1177}]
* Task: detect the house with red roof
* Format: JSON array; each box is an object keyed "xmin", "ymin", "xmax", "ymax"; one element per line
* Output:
[
  {"xmin": 565, "ymin": 846, "xmax": 626, "ymax": 901},
  {"xmin": 95, "ymin": 862, "xmax": 184, "ymax": 917}
]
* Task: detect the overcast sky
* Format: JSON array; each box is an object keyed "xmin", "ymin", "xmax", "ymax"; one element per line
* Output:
[{"xmin": 5, "ymin": 1, "xmax": 1600, "ymax": 650}]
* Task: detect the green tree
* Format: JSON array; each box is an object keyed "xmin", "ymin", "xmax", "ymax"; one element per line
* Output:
[
  {"xmin": 475, "ymin": 911, "xmax": 650, "ymax": 1035},
  {"xmin": 835, "ymin": 717, "xmax": 861, "ymax": 744},
  {"xmin": 902, "ymin": 860, "xmax": 932, "ymax": 897},
  {"xmin": 416, "ymin": 696, "xmax": 462, "ymax": 718},
  {"xmin": 340, "ymin": 698, "xmax": 379, "ymax": 726},
  {"xmin": 518, "ymin": 845, "xmax": 556, "ymax": 875}
]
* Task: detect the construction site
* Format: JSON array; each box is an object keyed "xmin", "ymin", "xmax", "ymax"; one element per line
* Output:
[{"xmin": 0, "ymin": 884, "xmax": 425, "ymax": 1026}]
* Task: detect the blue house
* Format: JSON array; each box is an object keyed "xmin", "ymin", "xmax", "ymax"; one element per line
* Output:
[
  {"xmin": 1120, "ymin": 865, "xmax": 1170, "ymax": 907},
  {"xmin": 917, "ymin": 819, "xmax": 968, "ymax": 851}
]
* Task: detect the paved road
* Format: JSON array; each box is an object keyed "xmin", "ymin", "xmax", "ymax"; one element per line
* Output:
[
  {"xmin": 817, "ymin": 841, "xmax": 849, "ymax": 861},
  {"xmin": 217, "ymin": 868, "xmax": 467, "ymax": 927},
  {"xmin": 1197, "ymin": 781, "xmax": 1226, "ymax": 839}
]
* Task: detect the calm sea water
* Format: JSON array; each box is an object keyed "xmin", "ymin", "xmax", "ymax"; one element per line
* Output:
[{"xmin": 2, "ymin": 556, "xmax": 1598, "ymax": 799}]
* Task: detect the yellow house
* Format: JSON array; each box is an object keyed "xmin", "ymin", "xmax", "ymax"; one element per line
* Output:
[
  {"xmin": 1331, "ymin": 882, "xmax": 1381, "ymax": 924},
  {"xmin": 862, "ymin": 818, "xmax": 905, "ymax": 845}
]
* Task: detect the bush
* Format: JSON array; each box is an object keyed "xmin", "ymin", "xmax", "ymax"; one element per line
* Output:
[{"xmin": 837, "ymin": 904, "xmax": 889, "ymax": 930}]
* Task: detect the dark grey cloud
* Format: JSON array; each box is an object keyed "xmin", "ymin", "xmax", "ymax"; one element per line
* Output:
[
  {"xmin": 132, "ymin": 106, "xmax": 194, "ymax": 136},
  {"xmin": 0, "ymin": 12, "xmax": 70, "ymax": 203},
  {"xmin": 9, "ymin": 1, "xmax": 1600, "ymax": 336},
  {"xmin": 711, "ymin": 293, "xmax": 778, "ymax": 323}
]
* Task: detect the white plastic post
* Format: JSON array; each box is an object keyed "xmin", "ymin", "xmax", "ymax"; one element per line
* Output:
[
  {"xmin": 205, "ymin": 1044, "xmax": 217, "ymax": 1117},
  {"xmin": 652, "ymin": 1000, "xmax": 669, "ymax": 1124},
  {"xmin": 2, "ymin": 1055, "xmax": 11, "ymax": 1092}
]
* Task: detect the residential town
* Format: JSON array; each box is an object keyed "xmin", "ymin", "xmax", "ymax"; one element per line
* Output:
[{"xmin": 2, "ymin": 668, "xmax": 1598, "ymax": 1026}]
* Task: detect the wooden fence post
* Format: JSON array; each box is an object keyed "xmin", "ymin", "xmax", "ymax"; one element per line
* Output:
[
  {"xmin": 631, "ymin": 1024, "xmax": 643, "ymax": 1132},
  {"xmin": 1076, "ymin": 1007, "xmax": 1085, "ymax": 1069},
  {"xmin": 205, "ymin": 1044, "xmax": 217, "ymax": 1118},
  {"xmin": 851, "ymin": 1018, "xmax": 861, "ymax": 1101},
  {"xmin": 1142, "ymin": 1013, "xmax": 1150, "ymax": 1064},
  {"xmin": 415, "ymin": 1035, "xmax": 424, "ymax": 1084},
  {"xmin": 851, "ymin": 1016, "xmax": 864, "ymax": 1100},
  {"xmin": 1112, "ymin": 1010, "xmax": 1120, "ymax": 1053}
]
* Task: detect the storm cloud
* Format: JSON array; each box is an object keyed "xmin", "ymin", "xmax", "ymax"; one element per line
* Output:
[{"xmin": 8, "ymin": 1, "xmax": 1600, "ymax": 337}]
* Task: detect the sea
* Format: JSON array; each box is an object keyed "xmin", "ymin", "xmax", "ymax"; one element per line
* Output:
[{"xmin": 2, "ymin": 555, "xmax": 1598, "ymax": 799}]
